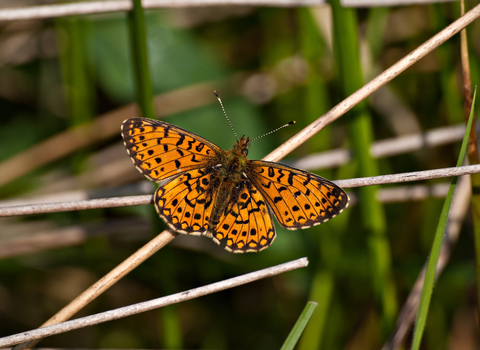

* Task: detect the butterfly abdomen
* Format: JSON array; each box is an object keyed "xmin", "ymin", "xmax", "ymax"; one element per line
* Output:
[{"xmin": 208, "ymin": 160, "xmax": 249, "ymax": 231}]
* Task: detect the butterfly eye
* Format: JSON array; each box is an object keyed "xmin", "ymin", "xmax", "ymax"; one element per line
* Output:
[{"xmin": 242, "ymin": 148, "xmax": 248, "ymax": 156}]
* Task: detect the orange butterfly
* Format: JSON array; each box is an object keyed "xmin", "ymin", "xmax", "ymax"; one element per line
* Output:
[{"xmin": 122, "ymin": 98, "xmax": 349, "ymax": 253}]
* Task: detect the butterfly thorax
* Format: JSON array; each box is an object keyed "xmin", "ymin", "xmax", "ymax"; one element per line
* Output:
[{"xmin": 218, "ymin": 135, "xmax": 250, "ymax": 179}]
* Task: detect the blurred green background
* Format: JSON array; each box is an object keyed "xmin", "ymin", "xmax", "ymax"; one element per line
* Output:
[{"xmin": 0, "ymin": 2, "xmax": 479, "ymax": 349}]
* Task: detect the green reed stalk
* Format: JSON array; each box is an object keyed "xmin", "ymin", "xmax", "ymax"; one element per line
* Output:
[
  {"xmin": 126, "ymin": 2, "xmax": 181, "ymax": 348},
  {"xmin": 330, "ymin": 0, "xmax": 397, "ymax": 334},
  {"xmin": 295, "ymin": 8, "xmax": 348, "ymax": 349},
  {"xmin": 127, "ymin": 0, "xmax": 155, "ymax": 120},
  {"xmin": 281, "ymin": 301, "xmax": 318, "ymax": 350},
  {"xmin": 411, "ymin": 88, "xmax": 476, "ymax": 350},
  {"xmin": 57, "ymin": 16, "xmax": 93, "ymax": 126},
  {"xmin": 56, "ymin": 15, "xmax": 94, "ymax": 175}
]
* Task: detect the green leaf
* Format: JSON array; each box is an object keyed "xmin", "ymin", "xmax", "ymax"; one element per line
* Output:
[
  {"xmin": 411, "ymin": 86, "xmax": 477, "ymax": 349},
  {"xmin": 280, "ymin": 301, "xmax": 318, "ymax": 350}
]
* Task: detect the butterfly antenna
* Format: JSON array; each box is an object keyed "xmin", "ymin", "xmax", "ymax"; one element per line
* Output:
[
  {"xmin": 214, "ymin": 90, "xmax": 238, "ymax": 141},
  {"xmin": 249, "ymin": 121, "xmax": 296, "ymax": 144}
]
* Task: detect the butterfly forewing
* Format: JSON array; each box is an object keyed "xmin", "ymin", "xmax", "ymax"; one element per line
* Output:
[
  {"xmin": 213, "ymin": 181, "xmax": 276, "ymax": 253},
  {"xmin": 248, "ymin": 161, "xmax": 349, "ymax": 230},
  {"xmin": 122, "ymin": 118, "xmax": 221, "ymax": 182}
]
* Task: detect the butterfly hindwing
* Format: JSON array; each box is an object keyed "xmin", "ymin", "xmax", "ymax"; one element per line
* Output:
[
  {"xmin": 122, "ymin": 118, "xmax": 221, "ymax": 182},
  {"xmin": 154, "ymin": 168, "xmax": 219, "ymax": 236},
  {"xmin": 248, "ymin": 161, "xmax": 349, "ymax": 230},
  {"xmin": 213, "ymin": 181, "xmax": 276, "ymax": 253}
]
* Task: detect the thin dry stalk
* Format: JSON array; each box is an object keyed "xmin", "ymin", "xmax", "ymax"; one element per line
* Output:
[
  {"xmin": 0, "ymin": 182, "xmax": 453, "ymax": 259},
  {"xmin": 0, "ymin": 194, "xmax": 153, "ymax": 217},
  {"xmin": 460, "ymin": 0, "xmax": 477, "ymax": 162},
  {"xmin": 0, "ymin": 1, "xmax": 327, "ymax": 21},
  {"xmin": 2, "ymin": 121, "xmax": 463, "ymax": 210},
  {"xmin": 0, "ymin": 181, "xmax": 153, "ymax": 208},
  {"xmin": 288, "ymin": 123, "xmax": 466, "ymax": 170},
  {"xmin": 0, "ymin": 121, "xmax": 465, "ymax": 212},
  {"xmin": 264, "ymin": 3, "xmax": 480, "ymax": 163},
  {"xmin": 11, "ymin": 229, "xmax": 178, "ymax": 350},
  {"xmin": 0, "ymin": 165, "xmax": 478, "ymax": 218},
  {"xmin": 461, "ymin": 1, "xmax": 473, "ymax": 113},
  {"xmin": 382, "ymin": 175, "xmax": 471, "ymax": 350},
  {"xmin": 1, "ymin": 257, "xmax": 309, "ymax": 348},
  {"xmin": 335, "ymin": 164, "xmax": 480, "ymax": 188}
]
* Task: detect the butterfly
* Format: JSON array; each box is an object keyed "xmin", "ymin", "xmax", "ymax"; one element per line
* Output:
[{"xmin": 121, "ymin": 99, "xmax": 349, "ymax": 253}]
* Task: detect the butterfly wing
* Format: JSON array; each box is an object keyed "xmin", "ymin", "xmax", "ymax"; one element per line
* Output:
[
  {"xmin": 212, "ymin": 181, "xmax": 276, "ymax": 253},
  {"xmin": 122, "ymin": 118, "xmax": 222, "ymax": 182},
  {"xmin": 154, "ymin": 168, "xmax": 220, "ymax": 236},
  {"xmin": 248, "ymin": 161, "xmax": 349, "ymax": 229}
]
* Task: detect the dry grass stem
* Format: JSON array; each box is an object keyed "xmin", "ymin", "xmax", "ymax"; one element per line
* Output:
[
  {"xmin": 2, "ymin": 120, "xmax": 464, "ymax": 210},
  {"xmin": 461, "ymin": 0, "xmax": 473, "ymax": 113},
  {"xmin": 0, "ymin": 181, "xmax": 153, "ymax": 208},
  {"xmin": 0, "ymin": 182, "xmax": 453, "ymax": 259},
  {"xmin": 0, "ymin": 120, "xmax": 465, "ymax": 213},
  {"xmin": 459, "ymin": 1, "xmax": 478, "ymax": 162},
  {"xmin": 382, "ymin": 175, "xmax": 471, "ymax": 350},
  {"xmin": 335, "ymin": 164, "xmax": 480, "ymax": 188},
  {"xmin": 264, "ymin": 3, "xmax": 480, "ymax": 163},
  {"xmin": 288, "ymin": 123, "xmax": 466, "ymax": 170},
  {"xmin": 2, "ymin": 257, "xmax": 309, "ymax": 348},
  {"xmin": 0, "ymin": 1, "xmax": 327, "ymax": 21},
  {"xmin": 0, "ymin": 195, "xmax": 153, "ymax": 217},
  {"xmin": 11, "ymin": 229, "xmax": 178, "ymax": 350},
  {"xmin": 1, "ymin": 165, "xmax": 478, "ymax": 217}
]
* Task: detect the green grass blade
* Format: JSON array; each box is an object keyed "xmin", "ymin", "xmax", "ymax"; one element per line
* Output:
[
  {"xmin": 127, "ymin": 0, "xmax": 155, "ymax": 119},
  {"xmin": 280, "ymin": 301, "xmax": 318, "ymax": 350},
  {"xmin": 331, "ymin": 0, "xmax": 397, "ymax": 333},
  {"xmin": 55, "ymin": 16, "xmax": 94, "ymax": 174},
  {"xmin": 127, "ymin": 3, "xmax": 179, "ymax": 347},
  {"xmin": 297, "ymin": 271, "xmax": 334, "ymax": 350},
  {"xmin": 411, "ymin": 87, "xmax": 477, "ymax": 350},
  {"xmin": 56, "ymin": 16, "xmax": 93, "ymax": 126}
]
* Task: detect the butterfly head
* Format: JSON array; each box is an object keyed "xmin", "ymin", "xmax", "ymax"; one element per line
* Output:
[
  {"xmin": 224, "ymin": 135, "xmax": 251, "ymax": 173},
  {"xmin": 235, "ymin": 135, "xmax": 250, "ymax": 157}
]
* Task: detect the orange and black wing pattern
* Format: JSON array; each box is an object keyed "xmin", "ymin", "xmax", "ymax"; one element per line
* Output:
[
  {"xmin": 122, "ymin": 118, "xmax": 221, "ymax": 182},
  {"xmin": 248, "ymin": 161, "xmax": 349, "ymax": 230},
  {"xmin": 154, "ymin": 168, "xmax": 219, "ymax": 236},
  {"xmin": 212, "ymin": 181, "xmax": 276, "ymax": 253},
  {"xmin": 121, "ymin": 117, "xmax": 349, "ymax": 253}
]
